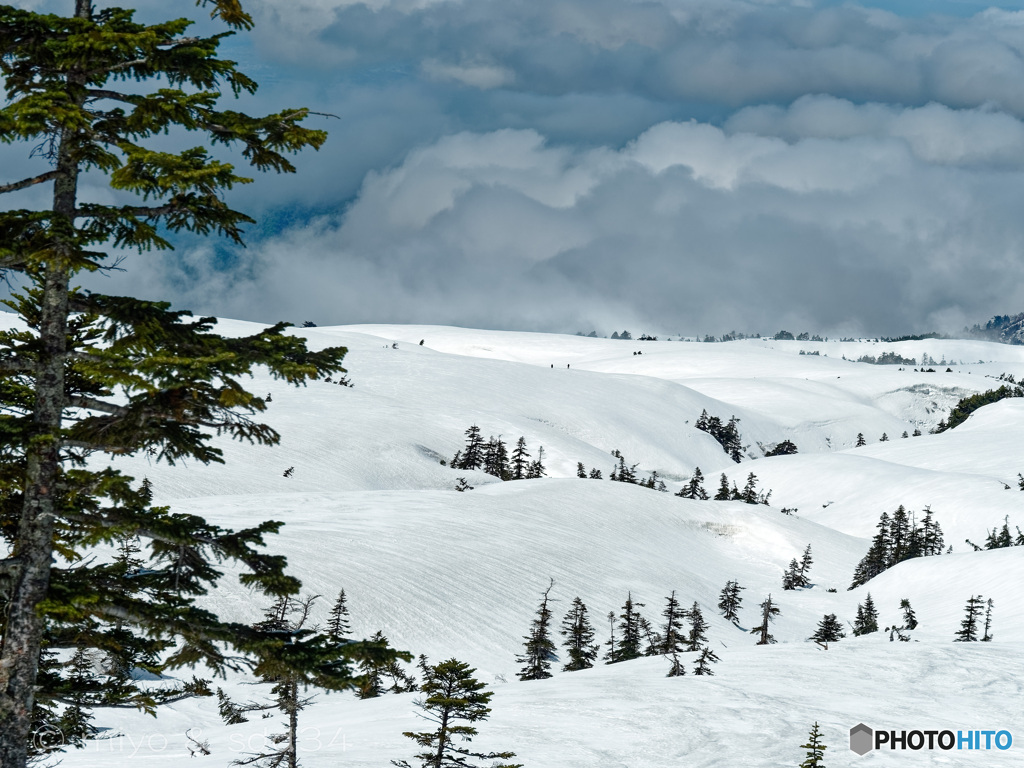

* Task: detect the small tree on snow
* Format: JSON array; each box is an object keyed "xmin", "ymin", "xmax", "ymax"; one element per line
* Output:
[
  {"xmin": 391, "ymin": 658, "xmax": 521, "ymax": 768},
  {"xmin": 751, "ymin": 594, "xmax": 780, "ymax": 645},
  {"xmin": 799, "ymin": 722, "xmax": 828, "ymax": 768},
  {"xmin": 810, "ymin": 614, "xmax": 845, "ymax": 645},
  {"xmin": 718, "ymin": 581, "xmax": 745, "ymax": 625},
  {"xmin": 982, "ymin": 598, "xmax": 994, "ymax": 642},
  {"xmin": 560, "ymin": 597, "xmax": 598, "ymax": 672},
  {"xmin": 692, "ymin": 646, "xmax": 720, "ymax": 676},
  {"xmin": 517, "ymin": 580, "xmax": 557, "ymax": 680},
  {"xmin": 686, "ymin": 602, "xmax": 708, "ymax": 652},
  {"xmin": 954, "ymin": 595, "xmax": 985, "ymax": 642},
  {"xmin": 327, "ymin": 589, "xmax": 351, "ymax": 642},
  {"xmin": 899, "ymin": 598, "xmax": 918, "ymax": 630},
  {"xmin": 852, "ymin": 594, "xmax": 879, "ymax": 636}
]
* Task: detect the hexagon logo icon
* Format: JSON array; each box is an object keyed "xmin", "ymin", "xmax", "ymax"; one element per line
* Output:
[{"xmin": 850, "ymin": 723, "xmax": 873, "ymax": 755}]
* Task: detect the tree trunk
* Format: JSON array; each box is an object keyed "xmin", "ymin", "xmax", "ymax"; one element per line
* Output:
[{"xmin": 0, "ymin": 4, "xmax": 87, "ymax": 762}]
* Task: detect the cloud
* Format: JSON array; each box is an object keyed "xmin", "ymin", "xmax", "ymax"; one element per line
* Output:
[{"xmin": 86, "ymin": 102, "xmax": 1024, "ymax": 336}]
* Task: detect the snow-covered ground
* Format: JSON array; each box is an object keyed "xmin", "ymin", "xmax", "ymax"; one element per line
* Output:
[{"xmin": 4, "ymin": 314, "xmax": 1023, "ymax": 767}]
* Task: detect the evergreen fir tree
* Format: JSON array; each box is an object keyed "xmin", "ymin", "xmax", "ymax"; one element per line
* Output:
[
  {"xmin": 798, "ymin": 544, "xmax": 813, "ymax": 587},
  {"xmin": 603, "ymin": 611, "xmax": 617, "ymax": 663},
  {"xmin": 658, "ymin": 592, "xmax": 687, "ymax": 656},
  {"xmin": 852, "ymin": 594, "xmax": 879, "ymax": 636},
  {"xmin": 686, "ymin": 602, "xmax": 708, "ymax": 652},
  {"xmin": 527, "ymin": 446, "xmax": 547, "ymax": 479},
  {"xmin": 576, "ymin": 462, "xmax": 587, "ymax": 479},
  {"xmin": 56, "ymin": 647, "xmax": 99, "ymax": 747},
  {"xmin": 782, "ymin": 559, "xmax": 802, "ymax": 590},
  {"xmin": 0, "ymin": 3, "xmax": 399, "ymax": 760},
  {"xmin": 810, "ymin": 614, "xmax": 845, "ymax": 644},
  {"xmin": 849, "ymin": 512, "xmax": 892, "ymax": 589},
  {"xmin": 954, "ymin": 595, "xmax": 985, "ymax": 642},
  {"xmin": 677, "ymin": 467, "xmax": 709, "ymax": 499},
  {"xmin": 899, "ymin": 598, "xmax": 918, "ymax": 630},
  {"xmin": 982, "ymin": 598, "xmax": 994, "ymax": 642},
  {"xmin": 717, "ymin": 581, "xmax": 745, "ymax": 625},
  {"xmin": 890, "ymin": 505, "xmax": 911, "ymax": 563},
  {"xmin": 327, "ymin": 589, "xmax": 352, "ymax": 642},
  {"xmin": 217, "ymin": 688, "xmax": 249, "ymax": 725},
  {"xmin": 517, "ymin": 580, "xmax": 557, "ymax": 680},
  {"xmin": 714, "ymin": 474, "xmax": 732, "ymax": 501},
  {"xmin": 692, "ymin": 645, "xmax": 720, "ymax": 676},
  {"xmin": 460, "ymin": 425, "xmax": 485, "ymax": 471},
  {"xmin": 358, "ymin": 630, "xmax": 389, "ymax": 699},
  {"xmin": 560, "ymin": 597, "xmax": 598, "ymax": 672},
  {"xmin": 920, "ymin": 506, "xmax": 945, "ymax": 556},
  {"xmin": 589, "ymin": 468, "xmax": 603, "ymax": 479},
  {"xmin": 880, "ymin": 432, "xmax": 889, "ymax": 442},
  {"xmin": 856, "ymin": 433, "xmax": 867, "ymax": 447},
  {"xmin": 902, "ymin": 431, "xmax": 909, "ymax": 438},
  {"xmin": 609, "ymin": 593, "xmax": 646, "ymax": 663},
  {"xmin": 391, "ymin": 658, "xmax": 521, "ymax": 768},
  {"xmin": 799, "ymin": 722, "xmax": 828, "ymax": 768},
  {"xmin": 913, "ymin": 428, "xmax": 922, "ymax": 436},
  {"xmin": 751, "ymin": 595, "xmax": 780, "ymax": 645}
]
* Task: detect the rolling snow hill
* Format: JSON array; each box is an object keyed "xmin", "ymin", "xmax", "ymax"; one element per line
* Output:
[{"xmin": 3, "ymin": 313, "xmax": 1022, "ymax": 767}]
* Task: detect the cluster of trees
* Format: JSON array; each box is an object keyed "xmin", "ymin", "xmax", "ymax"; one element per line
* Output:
[
  {"xmin": 966, "ymin": 516, "xmax": 1024, "ymax": 550},
  {"xmin": 450, "ymin": 426, "xmax": 547, "ymax": 480},
  {"xmin": 773, "ymin": 331, "xmax": 824, "ymax": 341},
  {"xmin": 516, "ymin": 583, "xmax": 721, "ymax": 680},
  {"xmin": 955, "ymin": 596, "xmax": 995, "ymax": 642},
  {"xmin": 782, "ymin": 546, "xmax": 814, "ymax": 590},
  {"xmin": 849, "ymin": 506, "xmax": 945, "ymax": 588},
  {"xmin": 695, "ymin": 410, "xmax": 744, "ymax": 462},
  {"xmin": 856, "ymin": 351, "xmax": 917, "ymax": 365},
  {"xmin": 934, "ymin": 384, "xmax": 1024, "ymax": 433}
]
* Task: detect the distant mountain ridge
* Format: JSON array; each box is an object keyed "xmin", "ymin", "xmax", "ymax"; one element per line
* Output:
[{"xmin": 965, "ymin": 313, "xmax": 1024, "ymax": 345}]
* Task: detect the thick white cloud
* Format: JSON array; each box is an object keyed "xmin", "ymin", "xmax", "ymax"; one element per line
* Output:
[{"xmin": 89, "ymin": 102, "xmax": 1024, "ymax": 335}]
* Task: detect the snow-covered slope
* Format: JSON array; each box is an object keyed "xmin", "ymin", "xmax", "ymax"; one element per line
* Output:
[{"xmin": 3, "ymin": 313, "xmax": 1021, "ymax": 767}]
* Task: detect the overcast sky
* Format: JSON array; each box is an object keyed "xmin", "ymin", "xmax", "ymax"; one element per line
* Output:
[{"xmin": 16, "ymin": 0, "xmax": 1024, "ymax": 335}]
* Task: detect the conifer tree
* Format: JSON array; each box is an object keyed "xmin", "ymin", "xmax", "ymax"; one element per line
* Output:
[
  {"xmin": 0, "ymin": 2, "xmax": 403, "ymax": 762},
  {"xmin": 560, "ymin": 597, "xmax": 598, "ymax": 672},
  {"xmin": 880, "ymin": 432, "xmax": 889, "ymax": 442},
  {"xmin": 751, "ymin": 595, "xmax": 780, "ymax": 645},
  {"xmin": 460, "ymin": 426, "xmax": 485, "ymax": 470},
  {"xmin": 913, "ymin": 428, "xmax": 922, "ymax": 436},
  {"xmin": 982, "ymin": 598, "xmax": 994, "ymax": 642},
  {"xmin": 856, "ymin": 433, "xmax": 867, "ymax": 447},
  {"xmin": 899, "ymin": 598, "xmax": 918, "ymax": 630},
  {"xmin": 56, "ymin": 647, "xmax": 99, "ymax": 747},
  {"xmin": 717, "ymin": 581, "xmax": 745, "ymax": 625},
  {"xmin": 798, "ymin": 544, "xmax": 813, "ymax": 586},
  {"xmin": 686, "ymin": 602, "xmax": 708, "ymax": 652},
  {"xmin": 782, "ymin": 559, "xmax": 802, "ymax": 590},
  {"xmin": 603, "ymin": 611, "xmax": 617, "ymax": 663},
  {"xmin": 741, "ymin": 473, "xmax": 759, "ymax": 504},
  {"xmin": 609, "ymin": 593, "xmax": 646, "ymax": 662},
  {"xmin": 527, "ymin": 446, "xmax": 547, "ymax": 479},
  {"xmin": 799, "ymin": 722, "xmax": 828, "ymax": 768},
  {"xmin": 849, "ymin": 512, "xmax": 892, "ymax": 588},
  {"xmin": 392, "ymin": 658, "xmax": 521, "ymax": 768},
  {"xmin": 576, "ymin": 462, "xmax": 587, "ymax": 479},
  {"xmin": 714, "ymin": 473, "xmax": 732, "ymax": 501},
  {"xmin": 517, "ymin": 580, "xmax": 557, "ymax": 680},
  {"xmin": 902, "ymin": 431, "xmax": 909, "ymax": 438},
  {"xmin": 217, "ymin": 688, "xmax": 249, "ymax": 725},
  {"xmin": 658, "ymin": 592, "xmax": 687, "ymax": 656},
  {"xmin": 810, "ymin": 614, "xmax": 845, "ymax": 644},
  {"xmin": 588, "ymin": 468, "xmax": 603, "ymax": 479},
  {"xmin": 692, "ymin": 645, "xmax": 720, "ymax": 676},
  {"xmin": 954, "ymin": 595, "xmax": 985, "ymax": 642},
  {"xmin": 677, "ymin": 467, "xmax": 709, "ymax": 499},
  {"xmin": 327, "ymin": 589, "xmax": 352, "ymax": 642},
  {"xmin": 852, "ymin": 594, "xmax": 879, "ymax": 636}
]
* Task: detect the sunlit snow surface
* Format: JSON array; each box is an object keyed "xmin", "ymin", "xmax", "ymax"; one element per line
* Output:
[{"xmin": 3, "ymin": 315, "xmax": 1023, "ymax": 767}]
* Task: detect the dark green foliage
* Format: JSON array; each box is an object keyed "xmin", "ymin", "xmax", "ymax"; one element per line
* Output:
[
  {"xmin": 609, "ymin": 450, "xmax": 637, "ymax": 483},
  {"xmin": 217, "ymin": 688, "xmax": 249, "ymax": 725},
  {"xmin": 810, "ymin": 614, "xmax": 845, "ymax": 644},
  {"xmin": 576, "ymin": 462, "xmax": 587, "ymax": 479},
  {"xmin": 517, "ymin": 580, "xmax": 557, "ymax": 680},
  {"xmin": 799, "ymin": 722, "xmax": 828, "ymax": 768},
  {"xmin": 392, "ymin": 658, "xmax": 521, "ymax": 768},
  {"xmin": 482, "ymin": 436, "xmax": 510, "ymax": 480},
  {"xmin": 714, "ymin": 473, "xmax": 732, "ymax": 501},
  {"xmin": 850, "ymin": 507, "xmax": 943, "ymax": 589},
  {"xmin": 855, "ymin": 433, "xmax": 867, "ymax": 447},
  {"xmin": 692, "ymin": 645, "xmax": 719, "ymax": 676},
  {"xmin": 695, "ymin": 410, "xmax": 743, "ymax": 462},
  {"xmin": 560, "ymin": 597, "xmax": 598, "ymax": 672},
  {"xmin": 751, "ymin": 595, "xmax": 779, "ymax": 645},
  {"xmin": 526, "ymin": 446, "xmax": 547, "ymax": 479},
  {"xmin": 765, "ymin": 440, "xmax": 798, "ymax": 456},
  {"xmin": 358, "ymin": 631, "xmax": 417, "ymax": 698},
  {"xmin": 453, "ymin": 426, "xmax": 484, "ymax": 471},
  {"xmin": 717, "ymin": 581, "xmax": 744, "ymax": 625},
  {"xmin": 852, "ymin": 594, "xmax": 879, "ymax": 636},
  {"xmin": 676, "ymin": 467, "xmax": 708, "ymax": 499},
  {"xmin": 954, "ymin": 595, "xmax": 985, "ymax": 642},
  {"xmin": 782, "ymin": 559, "xmax": 802, "ymax": 590},
  {"xmin": 327, "ymin": 589, "xmax": 351, "ymax": 642},
  {"xmin": 935, "ymin": 385, "xmax": 1024, "ymax": 432},
  {"xmin": 686, "ymin": 602, "xmax": 707, "ymax": 652},
  {"xmin": 900, "ymin": 598, "xmax": 918, "ymax": 630},
  {"xmin": 588, "ymin": 467, "xmax": 603, "ymax": 479},
  {"xmin": 0, "ymin": 3, "xmax": 365, "ymax": 757},
  {"xmin": 982, "ymin": 598, "xmax": 994, "ymax": 642},
  {"xmin": 607, "ymin": 593, "xmax": 646, "ymax": 663},
  {"xmin": 658, "ymin": 592, "xmax": 687, "ymax": 656}
]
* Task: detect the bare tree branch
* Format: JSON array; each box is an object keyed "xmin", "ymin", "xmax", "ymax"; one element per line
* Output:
[{"xmin": 0, "ymin": 171, "xmax": 59, "ymax": 195}]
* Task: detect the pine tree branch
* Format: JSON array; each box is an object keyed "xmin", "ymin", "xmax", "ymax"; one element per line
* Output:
[
  {"xmin": 0, "ymin": 171, "xmax": 59, "ymax": 195},
  {"xmin": 84, "ymin": 39, "xmax": 203, "ymax": 78},
  {"xmin": 0, "ymin": 357, "xmax": 32, "ymax": 374},
  {"xmin": 68, "ymin": 395, "xmax": 127, "ymax": 416}
]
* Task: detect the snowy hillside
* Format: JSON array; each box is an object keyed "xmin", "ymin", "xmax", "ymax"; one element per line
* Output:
[{"xmin": 4, "ymin": 313, "xmax": 1022, "ymax": 767}]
